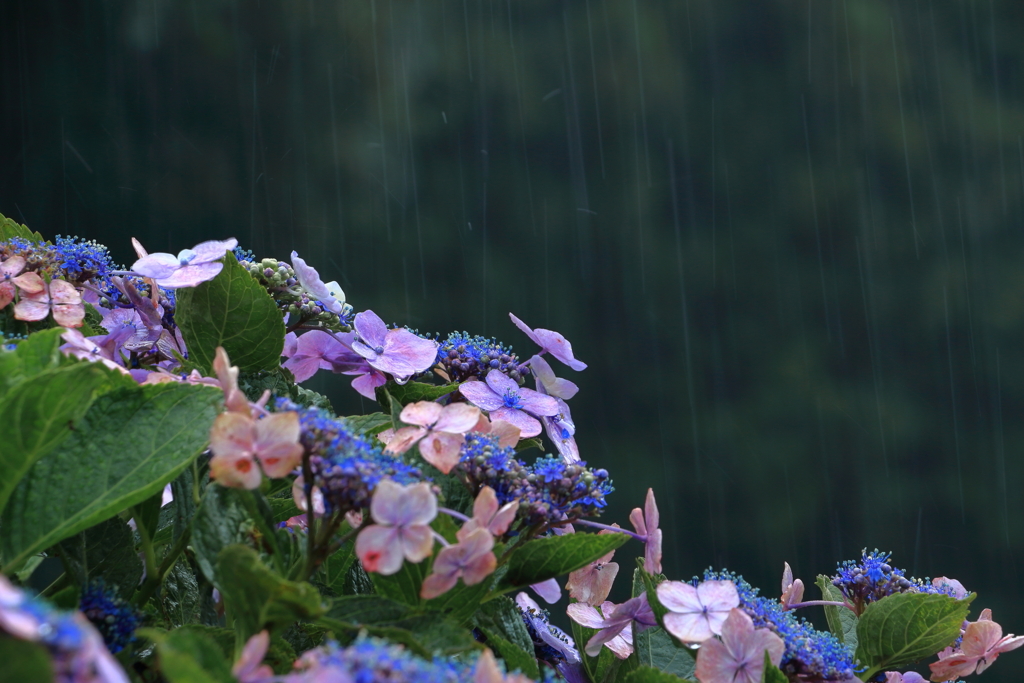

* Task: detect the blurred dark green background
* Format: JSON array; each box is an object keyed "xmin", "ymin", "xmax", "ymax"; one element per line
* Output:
[{"xmin": 3, "ymin": 1, "xmax": 1024, "ymax": 678}]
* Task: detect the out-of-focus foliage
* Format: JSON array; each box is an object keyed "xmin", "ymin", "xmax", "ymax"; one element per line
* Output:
[{"xmin": 3, "ymin": 2, "xmax": 1024, "ymax": 677}]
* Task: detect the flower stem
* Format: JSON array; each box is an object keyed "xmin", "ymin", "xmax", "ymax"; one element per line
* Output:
[
  {"xmin": 438, "ymin": 507, "xmax": 471, "ymax": 523},
  {"xmin": 134, "ymin": 524, "xmax": 191, "ymax": 607}
]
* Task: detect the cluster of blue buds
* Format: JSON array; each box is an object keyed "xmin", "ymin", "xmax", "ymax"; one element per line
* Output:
[
  {"xmin": 0, "ymin": 235, "xmax": 118, "ymax": 287},
  {"xmin": 436, "ymin": 331, "xmax": 528, "ymax": 384},
  {"xmin": 78, "ymin": 581, "xmax": 141, "ymax": 654},
  {"xmin": 290, "ymin": 635, "xmax": 472, "ymax": 682},
  {"xmin": 832, "ymin": 549, "xmax": 914, "ymax": 615}
]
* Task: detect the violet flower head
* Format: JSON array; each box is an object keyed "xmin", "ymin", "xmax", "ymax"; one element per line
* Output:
[
  {"xmin": 509, "ymin": 312, "xmax": 587, "ymax": 371},
  {"xmin": 131, "ymin": 237, "xmax": 237, "ymax": 288},
  {"xmin": 355, "ymin": 479, "xmax": 437, "ymax": 575},
  {"xmin": 290, "ymin": 251, "xmax": 345, "ymax": 315},
  {"xmin": 566, "ymin": 593, "xmax": 657, "ymax": 658},
  {"xmin": 629, "ymin": 488, "xmax": 663, "ymax": 574},
  {"xmin": 694, "ymin": 608, "xmax": 785, "ymax": 683},
  {"xmin": 657, "ymin": 579, "xmax": 740, "ymax": 644},
  {"xmin": 459, "ymin": 369, "xmax": 558, "ymax": 439},
  {"xmin": 351, "ymin": 310, "xmax": 438, "ymax": 382}
]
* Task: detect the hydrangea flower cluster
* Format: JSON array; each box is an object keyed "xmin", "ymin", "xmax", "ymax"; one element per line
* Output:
[
  {"xmin": 453, "ymin": 433, "xmax": 612, "ymax": 528},
  {"xmin": 0, "ymin": 235, "xmax": 117, "ymax": 285},
  {"xmin": 436, "ymin": 331, "xmax": 528, "ymax": 384},
  {"xmin": 78, "ymin": 581, "xmax": 142, "ymax": 654},
  {"xmin": 282, "ymin": 398, "xmax": 424, "ymax": 515},
  {"xmin": 702, "ymin": 569, "xmax": 857, "ymax": 681},
  {"xmin": 0, "ymin": 575, "xmax": 128, "ymax": 683}
]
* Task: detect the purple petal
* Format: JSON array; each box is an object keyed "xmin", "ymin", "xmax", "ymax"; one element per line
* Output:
[
  {"xmin": 283, "ymin": 331, "xmax": 299, "ymax": 358},
  {"xmin": 377, "ymin": 328, "xmax": 438, "ymax": 379},
  {"xmin": 530, "ymin": 578, "xmax": 562, "ymax": 604},
  {"xmin": 291, "ymin": 251, "xmax": 343, "ymax": 314},
  {"xmin": 484, "ymin": 368, "xmax": 519, "ymax": 396},
  {"xmin": 191, "ymin": 238, "xmax": 238, "ymax": 264},
  {"xmin": 155, "ymin": 262, "xmax": 224, "ymax": 288},
  {"xmin": 517, "ymin": 387, "xmax": 560, "ymax": 417},
  {"xmin": 491, "ymin": 407, "xmax": 542, "ymax": 438},
  {"xmin": 351, "ymin": 370, "xmax": 387, "ymax": 399},
  {"xmin": 354, "ymin": 310, "xmax": 388, "ymax": 348},
  {"xmin": 530, "ymin": 354, "xmax": 579, "ymax": 399},
  {"xmin": 350, "ymin": 339, "xmax": 378, "ymax": 361},
  {"xmin": 532, "ymin": 328, "xmax": 587, "ymax": 371},
  {"xmin": 131, "ymin": 252, "xmax": 180, "ymax": 279},
  {"xmin": 283, "ymin": 355, "xmax": 327, "ymax": 383},
  {"xmin": 459, "ymin": 381, "xmax": 503, "ymax": 411}
]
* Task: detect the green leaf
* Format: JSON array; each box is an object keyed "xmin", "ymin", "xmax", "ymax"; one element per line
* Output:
[
  {"xmin": 0, "ymin": 634, "xmax": 54, "ymax": 683},
  {"xmin": 326, "ymin": 595, "xmax": 413, "ymax": 624},
  {"xmin": 175, "ymin": 252, "xmax": 285, "ymax": 373},
  {"xmin": 375, "ymin": 380, "xmax": 460, "ymax": 407},
  {"xmin": 571, "ymin": 615, "xmax": 622, "ymax": 683},
  {"xmin": 214, "ymin": 544, "xmax": 326, "ymax": 645},
  {"xmin": 0, "ymin": 362, "xmax": 114, "ymax": 516},
  {"xmin": 496, "ymin": 532, "xmax": 630, "ymax": 592},
  {"xmin": 1, "ymin": 382, "xmax": 220, "ymax": 571},
  {"xmin": 166, "ymin": 625, "xmax": 297, "ymax": 675},
  {"xmin": 342, "ymin": 412, "xmax": 394, "ymax": 435},
  {"xmin": 191, "ymin": 485, "xmax": 255, "ymax": 586},
  {"xmin": 0, "ymin": 328, "xmax": 72, "ymax": 393},
  {"xmin": 634, "ymin": 626, "xmax": 696, "ymax": 679},
  {"xmin": 514, "ymin": 438, "xmax": 543, "ymax": 453},
  {"xmin": 314, "ymin": 543, "xmax": 357, "ymax": 597},
  {"xmin": 761, "ymin": 653, "xmax": 788, "ymax": 683},
  {"xmin": 56, "ymin": 516, "xmax": 143, "ymax": 599},
  {"xmin": 161, "ymin": 558, "xmax": 202, "ymax": 627},
  {"xmin": 622, "ymin": 666, "xmax": 693, "ymax": 683},
  {"xmin": 478, "ymin": 628, "xmax": 541, "ymax": 680},
  {"xmin": 318, "ymin": 612, "xmax": 480, "ymax": 657},
  {"xmin": 369, "ymin": 558, "xmax": 428, "ymax": 606},
  {"xmin": 0, "ymin": 213, "xmax": 44, "ymax": 243},
  {"xmin": 855, "ymin": 591, "xmax": 974, "ymax": 678},
  {"xmin": 816, "ymin": 575, "xmax": 858, "ymax": 651},
  {"xmin": 474, "ymin": 596, "xmax": 536, "ymax": 657},
  {"xmin": 142, "ymin": 627, "xmax": 235, "ymax": 683}
]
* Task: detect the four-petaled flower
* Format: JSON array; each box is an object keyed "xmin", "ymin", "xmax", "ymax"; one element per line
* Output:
[
  {"xmin": 0, "ymin": 255, "xmax": 26, "ymax": 309},
  {"xmin": 694, "ymin": 608, "xmax": 785, "ymax": 683},
  {"xmin": 350, "ymin": 310, "xmax": 439, "ymax": 381},
  {"xmin": 282, "ymin": 330, "xmax": 366, "ymax": 383},
  {"xmin": 629, "ymin": 488, "xmax": 663, "ymax": 574},
  {"xmin": 209, "ymin": 410, "xmax": 305, "ymax": 489},
  {"xmin": 657, "ymin": 579, "xmax": 739, "ymax": 644},
  {"xmin": 420, "ymin": 527, "xmax": 496, "ymax": 599},
  {"xmin": 459, "ymin": 369, "xmax": 558, "ymax": 438},
  {"xmin": 458, "ymin": 486, "xmax": 518, "ymax": 540},
  {"xmin": 566, "ymin": 528, "xmax": 620, "ymax": 606},
  {"xmin": 131, "ymin": 237, "xmax": 238, "ymax": 288},
  {"xmin": 566, "ymin": 593, "xmax": 656, "ymax": 658},
  {"xmin": 355, "ymin": 480, "xmax": 437, "ymax": 575},
  {"xmin": 510, "ymin": 312, "xmax": 587, "ymax": 370},
  {"xmin": 929, "ymin": 609, "xmax": 1024, "ymax": 681},
  {"xmin": 291, "ymin": 251, "xmax": 345, "ymax": 315},
  {"xmin": 385, "ymin": 400, "xmax": 480, "ymax": 473},
  {"xmin": 13, "ymin": 272, "xmax": 84, "ymax": 327}
]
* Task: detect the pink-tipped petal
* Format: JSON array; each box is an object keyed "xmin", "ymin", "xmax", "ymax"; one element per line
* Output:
[
  {"xmin": 355, "ymin": 525, "xmax": 403, "ymax": 575},
  {"xmin": 400, "ymin": 400, "xmax": 444, "ymax": 427},
  {"xmin": 399, "ymin": 524, "xmax": 435, "ymax": 563},
  {"xmin": 433, "ymin": 402, "xmax": 481, "ymax": 433},
  {"xmin": 386, "ymin": 426, "xmax": 428, "ymax": 455},
  {"xmin": 417, "ymin": 431, "xmax": 465, "ymax": 474}
]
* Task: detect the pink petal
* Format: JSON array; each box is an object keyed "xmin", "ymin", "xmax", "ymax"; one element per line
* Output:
[
  {"xmin": 462, "ymin": 549, "xmax": 497, "ymax": 586},
  {"xmin": 694, "ymin": 635, "xmax": 746, "ymax": 683},
  {"xmin": 417, "ymin": 431, "xmax": 465, "ymax": 474},
  {"xmin": 459, "ymin": 380, "xmax": 504, "ymax": 411},
  {"xmin": 53, "ymin": 303, "xmax": 85, "ymax": 327},
  {"xmin": 400, "ymin": 401, "xmax": 444, "ymax": 427},
  {"xmin": 420, "ymin": 571, "xmax": 459, "ymax": 600},
  {"xmin": 386, "ymin": 426, "xmax": 428, "ymax": 455},
  {"xmin": 433, "ymin": 402, "xmax": 481, "ymax": 433},
  {"xmin": 354, "ymin": 310, "xmax": 388, "ymax": 348},
  {"xmin": 489, "ymin": 419, "xmax": 522, "ymax": 448},
  {"xmin": 698, "ymin": 580, "xmax": 740, "ymax": 612},
  {"xmin": 488, "ymin": 501, "xmax": 518, "ymax": 536},
  {"xmin": 377, "ymin": 328, "xmax": 438, "ymax": 378},
  {"xmin": 214, "ymin": 347, "xmax": 251, "ymax": 414},
  {"xmin": 253, "ymin": 413, "xmax": 303, "ymax": 478},
  {"xmin": 509, "ymin": 313, "xmax": 587, "ymax": 371},
  {"xmin": 472, "ymin": 650, "xmax": 504, "ymax": 683},
  {"xmin": 131, "ymin": 237, "xmax": 149, "ymax": 259},
  {"xmin": 484, "ymin": 368, "xmax": 519, "ymax": 396},
  {"xmin": 929, "ymin": 655, "xmax": 979, "ymax": 681},
  {"xmin": 355, "ymin": 525, "xmax": 403, "ymax": 574},
  {"xmin": 0, "ymin": 282, "xmax": 14, "ymax": 309},
  {"xmin": 283, "ymin": 354, "xmax": 328, "ymax": 383},
  {"xmin": 210, "ymin": 412, "xmax": 256, "ymax": 458},
  {"xmin": 371, "ymin": 480, "xmax": 437, "ymax": 526},
  {"xmin": 567, "ymin": 561, "xmax": 619, "ymax": 606},
  {"xmin": 0, "ymin": 255, "xmax": 26, "ymax": 277},
  {"xmin": 644, "ymin": 488, "xmax": 660, "ymax": 534},
  {"xmin": 13, "ymin": 298, "xmax": 49, "ymax": 321},
  {"xmin": 490, "ymin": 407, "xmax": 542, "ymax": 438},
  {"xmin": 232, "ymin": 630, "xmax": 271, "ymax": 680},
  {"xmin": 283, "ymin": 331, "xmax": 299, "ymax": 357},
  {"xmin": 629, "ymin": 507, "xmax": 648, "ymax": 536},
  {"xmin": 209, "ymin": 451, "xmax": 262, "ymax": 489},
  {"xmin": 351, "ymin": 370, "xmax": 387, "ymax": 399},
  {"xmin": 567, "ymin": 602, "xmax": 607, "ymax": 629},
  {"xmin": 399, "ymin": 524, "xmax": 435, "ymax": 563},
  {"xmin": 131, "ymin": 252, "xmax": 181, "ymax": 279},
  {"xmin": 48, "ymin": 279, "xmax": 81, "ymax": 305},
  {"xmin": 663, "ymin": 611, "xmax": 713, "ymax": 643},
  {"xmin": 471, "ymin": 486, "xmax": 500, "ymax": 524},
  {"xmin": 961, "ymin": 620, "xmax": 1003, "ymax": 656}
]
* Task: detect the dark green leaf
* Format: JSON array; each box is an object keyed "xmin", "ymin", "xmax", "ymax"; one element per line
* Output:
[
  {"xmin": 761, "ymin": 653, "xmax": 788, "ymax": 683},
  {"xmin": 342, "ymin": 412, "xmax": 394, "ymax": 435},
  {"xmin": 816, "ymin": 575, "xmax": 858, "ymax": 651},
  {"xmin": 56, "ymin": 516, "xmax": 143, "ymax": 600},
  {"xmin": 170, "ymin": 465, "xmax": 200, "ymax": 545},
  {"xmin": 0, "ymin": 213, "xmax": 44, "ymax": 243},
  {"xmin": 294, "ymin": 386, "xmax": 334, "ymax": 412},
  {"xmin": 191, "ymin": 485, "xmax": 255, "ymax": 586},
  {"xmin": 161, "ymin": 559, "xmax": 202, "ymax": 627},
  {"xmin": 376, "ymin": 380, "xmax": 460, "ymax": 407},
  {"xmin": 167, "ymin": 625, "xmax": 297, "ymax": 676},
  {"xmin": 369, "ymin": 558, "xmax": 428, "ymax": 606},
  {"xmin": 0, "ymin": 634, "xmax": 54, "ymax": 683},
  {"xmin": 326, "ymin": 595, "xmax": 413, "ymax": 624},
  {"xmin": 474, "ymin": 596, "xmax": 536, "ymax": 656},
  {"xmin": 514, "ymin": 438, "xmax": 543, "ymax": 454},
  {"xmin": 142, "ymin": 627, "xmax": 235, "ymax": 683},
  {"xmin": 855, "ymin": 591, "xmax": 973, "ymax": 677},
  {"xmin": 135, "ymin": 487, "xmax": 165, "ymax": 540},
  {"xmin": 314, "ymin": 543, "xmax": 357, "ymax": 597},
  {"xmin": 214, "ymin": 544, "xmax": 326, "ymax": 643},
  {"xmin": 634, "ymin": 626, "xmax": 696, "ymax": 678},
  {"xmin": 1, "ymin": 383, "xmax": 220, "ymax": 571},
  {"xmin": 622, "ymin": 666, "xmax": 693, "ymax": 683},
  {"xmin": 424, "ymin": 575, "xmax": 491, "ymax": 625},
  {"xmin": 478, "ymin": 628, "xmax": 541, "ymax": 680},
  {"xmin": 0, "ymin": 362, "xmax": 114, "ymax": 516},
  {"xmin": 175, "ymin": 252, "xmax": 285, "ymax": 373},
  {"xmin": 497, "ymin": 532, "xmax": 630, "ymax": 592},
  {"xmin": 0, "ymin": 328, "xmax": 70, "ymax": 393}
]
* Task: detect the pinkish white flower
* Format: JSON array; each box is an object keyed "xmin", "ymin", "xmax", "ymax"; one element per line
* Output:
[
  {"xmin": 657, "ymin": 579, "xmax": 740, "ymax": 644},
  {"xmin": 386, "ymin": 401, "xmax": 480, "ymax": 473},
  {"xmin": 0, "ymin": 254, "xmax": 26, "ymax": 309},
  {"xmin": 929, "ymin": 609, "xmax": 1024, "ymax": 681},
  {"xmin": 694, "ymin": 608, "xmax": 785, "ymax": 683},
  {"xmin": 458, "ymin": 486, "xmax": 518, "ymax": 540},
  {"xmin": 420, "ymin": 528, "xmax": 496, "ymax": 599},
  {"xmin": 355, "ymin": 480, "xmax": 437, "ymax": 575},
  {"xmin": 780, "ymin": 562, "xmax": 805, "ymax": 610},
  {"xmin": 209, "ymin": 411, "xmax": 304, "ymax": 489},
  {"xmin": 131, "ymin": 237, "xmax": 237, "ymax": 288},
  {"xmin": 566, "ymin": 528, "xmax": 620, "ymax": 606},
  {"xmin": 13, "ymin": 272, "xmax": 84, "ymax": 327}
]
